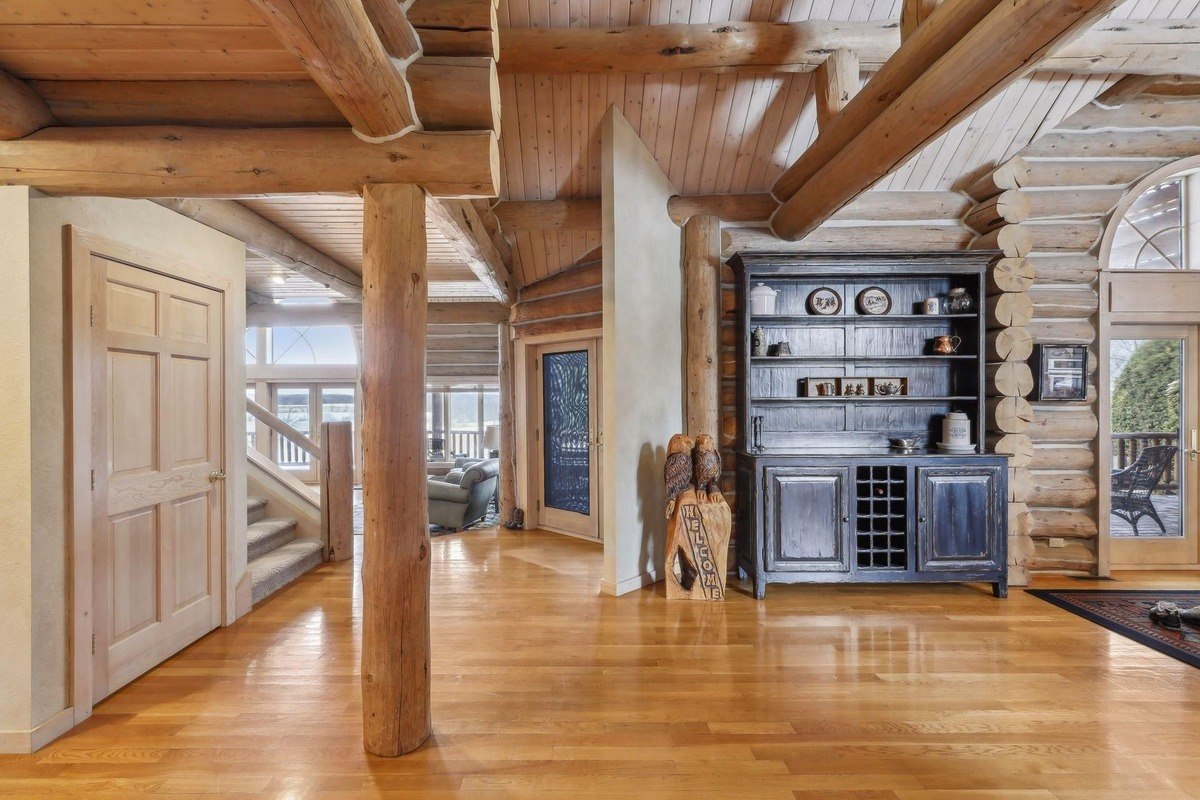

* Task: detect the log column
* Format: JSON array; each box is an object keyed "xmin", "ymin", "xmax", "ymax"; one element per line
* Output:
[
  {"xmin": 965, "ymin": 164, "xmax": 1035, "ymax": 586},
  {"xmin": 683, "ymin": 214, "xmax": 721, "ymax": 438},
  {"xmin": 497, "ymin": 320, "xmax": 521, "ymax": 527},
  {"xmin": 360, "ymin": 183, "xmax": 431, "ymax": 757}
]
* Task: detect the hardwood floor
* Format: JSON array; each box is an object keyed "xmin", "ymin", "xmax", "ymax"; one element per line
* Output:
[{"xmin": 4, "ymin": 528, "xmax": 1200, "ymax": 798}]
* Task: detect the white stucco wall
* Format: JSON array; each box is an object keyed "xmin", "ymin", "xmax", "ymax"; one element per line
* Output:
[
  {"xmin": 600, "ymin": 108, "xmax": 685, "ymax": 595},
  {"xmin": 0, "ymin": 192, "xmax": 246, "ymax": 745}
]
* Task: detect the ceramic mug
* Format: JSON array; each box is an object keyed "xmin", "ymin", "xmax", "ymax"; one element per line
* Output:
[
  {"xmin": 932, "ymin": 335, "xmax": 961, "ymax": 355},
  {"xmin": 923, "ymin": 296, "xmax": 941, "ymax": 315}
]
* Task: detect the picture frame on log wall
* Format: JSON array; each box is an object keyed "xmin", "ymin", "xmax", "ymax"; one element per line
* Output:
[{"xmin": 1032, "ymin": 344, "xmax": 1088, "ymax": 401}]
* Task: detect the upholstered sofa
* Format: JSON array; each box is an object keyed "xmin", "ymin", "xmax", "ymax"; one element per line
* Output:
[{"xmin": 428, "ymin": 458, "xmax": 499, "ymax": 530}]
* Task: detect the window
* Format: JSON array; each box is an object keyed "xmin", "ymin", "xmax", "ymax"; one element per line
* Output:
[
  {"xmin": 244, "ymin": 325, "xmax": 358, "ymax": 365},
  {"xmin": 425, "ymin": 385, "xmax": 499, "ymax": 459},
  {"xmin": 1111, "ymin": 172, "xmax": 1199, "ymax": 270}
]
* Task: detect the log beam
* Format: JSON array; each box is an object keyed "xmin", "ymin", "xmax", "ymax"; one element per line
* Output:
[
  {"xmin": 248, "ymin": 0, "xmax": 419, "ymax": 139},
  {"xmin": 0, "ymin": 126, "xmax": 499, "ymax": 198},
  {"xmin": 814, "ymin": 49, "xmax": 860, "ymax": 131},
  {"xmin": 426, "ymin": 197, "xmax": 515, "ymax": 303},
  {"xmin": 769, "ymin": 0, "xmax": 1122, "ymax": 242},
  {"xmin": 497, "ymin": 321, "xmax": 520, "ymax": 527},
  {"xmin": 498, "ymin": 19, "xmax": 1199, "ymax": 76},
  {"xmin": 361, "ymin": 0, "xmax": 423, "ymax": 62},
  {"xmin": 0, "ymin": 69, "xmax": 55, "ymax": 141},
  {"xmin": 360, "ymin": 183, "xmax": 431, "ymax": 757},
  {"xmin": 410, "ymin": 0, "xmax": 500, "ymax": 58},
  {"xmin": 683, "ymin": 215, "xmax": 721, "ymax": 439},
  {"xmin": 901, "ymin": 0, "xmax": 940, "ymax": 42},
  {"xmin": 157, "ymin": 198, "xmax": 363, "ymax": 298}
]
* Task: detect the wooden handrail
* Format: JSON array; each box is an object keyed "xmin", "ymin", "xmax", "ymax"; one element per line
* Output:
[{"xmin": 247, "ymin": 398, "xmax": 322, "ymax": 460}]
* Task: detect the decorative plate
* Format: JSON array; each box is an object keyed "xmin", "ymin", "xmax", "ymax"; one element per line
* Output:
[
  {"xmin": 856, "ymin": 286, "xmax": 892, "ymax": 315},
  {"xmin": 806, "ymin": 287, "xmax": 842, "ymax": 316}
]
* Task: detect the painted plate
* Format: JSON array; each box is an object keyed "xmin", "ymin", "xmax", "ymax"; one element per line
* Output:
[
  {"xmin": 856, "ymin": 286, "xmax": 892, "ymax": 315},
  {"xmin": 806, "ymin": 287, "xmax": 842, "ymax": 316}
]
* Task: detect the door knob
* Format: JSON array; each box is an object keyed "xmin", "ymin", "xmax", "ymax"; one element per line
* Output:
[{"xmin": 208, "ymin": 470, "xmax": 227, "ymax": 482}]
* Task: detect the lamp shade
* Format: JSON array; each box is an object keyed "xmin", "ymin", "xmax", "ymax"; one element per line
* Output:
[{"xmin": 482, "ymin": 423, "xmax": 501, "ymax": 452}]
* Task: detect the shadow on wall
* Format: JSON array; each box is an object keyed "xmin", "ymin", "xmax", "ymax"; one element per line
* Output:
[{"xmin": 637, "ymin": 441, "xmax": 667, "ymax": 580}]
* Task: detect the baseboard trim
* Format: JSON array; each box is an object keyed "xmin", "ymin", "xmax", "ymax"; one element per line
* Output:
[
  {"xmin": 0, "ymin": 706, "xmax": 76, "ymax": 753},
  {"xmin": 601, "ymin": 569, "xmax": 661, "ymax": 597}
]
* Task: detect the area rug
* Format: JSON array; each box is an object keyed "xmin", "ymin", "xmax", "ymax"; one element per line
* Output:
[{"xmin": 1027, "ymin": 589, "xmax": 1200, "ymax": 669}]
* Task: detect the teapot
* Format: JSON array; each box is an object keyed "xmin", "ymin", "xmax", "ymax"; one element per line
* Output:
[{"xmin": 932, "ymin": 335, "xmax": 961, "ymax": 355}]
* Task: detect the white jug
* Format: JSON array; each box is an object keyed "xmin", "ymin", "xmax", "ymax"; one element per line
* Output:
[
  {"xmin": 942, "ymin": 411, "xmax": 972, "ymax": 448},
  {"xmin": 749, "ymin": 283, "xmax": 779, "ymax": 316}
]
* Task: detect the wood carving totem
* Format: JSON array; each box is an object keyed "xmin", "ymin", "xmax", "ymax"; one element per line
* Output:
[{"xmin": 664, "ymin": 433, "xmax": 732, "ymax": 600}]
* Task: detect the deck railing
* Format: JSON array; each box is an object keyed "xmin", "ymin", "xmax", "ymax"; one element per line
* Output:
[
  {"xmin": 427, "ymin": 430, "xmax": 484, "ymax": 459},
  {"xmin": 1112, "ymin": 432, "xmax": 1180, "ymax": 492}
]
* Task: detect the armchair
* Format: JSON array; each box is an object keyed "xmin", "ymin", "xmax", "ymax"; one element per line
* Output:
[
  {"xmin": 428, "ymin": 458, "xmax": 499, "ymax": 531},
  {"xmin": 1111, "ymin": 445, "xmax": 1177, "ymax": 535}
]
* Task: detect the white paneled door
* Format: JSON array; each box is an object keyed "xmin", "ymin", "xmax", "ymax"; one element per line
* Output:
[{"xmin": 92, "ymin": 257, "xmax": 225, "ymax": 699}]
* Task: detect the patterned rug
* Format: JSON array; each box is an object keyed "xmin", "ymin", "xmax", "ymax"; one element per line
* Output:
[{"xmin": 1027, "ymin": 589, "xmax": 1200, "ymax": 669}]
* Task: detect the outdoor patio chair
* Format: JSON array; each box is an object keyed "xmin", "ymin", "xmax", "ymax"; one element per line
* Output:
[{"xmin": 1111, "ymin": 445, "xmax": 1178, "ymax": 536}]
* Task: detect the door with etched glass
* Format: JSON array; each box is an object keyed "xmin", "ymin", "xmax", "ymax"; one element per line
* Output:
[
  {"xmin": 535, "ymin": 341, "xmax": 600, "ymax": 539},
  {"xmin": 1109, "ymin": 325, "xmax": 1200, "ymax": 567}
]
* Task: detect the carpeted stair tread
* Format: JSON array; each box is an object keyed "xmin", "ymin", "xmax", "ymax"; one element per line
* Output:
[
  {"xmin": 247, "ymin": 496, "xmax": 269, "ymax": 525},
  {"xmin": 250, "ymin": 538, "xmax": 323, "ymax": 605},
  {"xmin": 247, "ymin": 517, "xmax": 297, "ymax": 562}
]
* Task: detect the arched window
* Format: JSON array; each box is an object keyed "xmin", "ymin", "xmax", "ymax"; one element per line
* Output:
[
  {"xmin": 244, "ymin": 325, "xmax": 359, "ymax": 365},
  {"xmin": 1109, "ymin": 169, "xmax": 1198, "ymax": 270}
]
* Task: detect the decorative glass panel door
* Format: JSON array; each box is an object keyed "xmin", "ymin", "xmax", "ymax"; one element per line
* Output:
[
  {"xmin": 1109, "ymin": 325, "xmax": 1200, "ymax": 567},
  {"xmin": 535, "ymin": 340, "xmax": 600, "ymax": 539}
]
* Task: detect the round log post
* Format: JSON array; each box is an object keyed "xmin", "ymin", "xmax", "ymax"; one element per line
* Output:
[
  {"xmin": 360, "ymin": 183, "xmax": 432, "ymax": 758},
  {"xmin": 683, "ymin": 214, "xmax": 721, "ymax": 438},
  {"xmin": 986, "ymin": 326, "xmax": 1033, "ymax": 361}
]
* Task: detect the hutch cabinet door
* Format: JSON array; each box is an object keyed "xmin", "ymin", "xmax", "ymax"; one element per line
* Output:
[
  {"xmin": 764, "ymin": 466, "xmax": 851, "ymax": 573},
  {"xmin": 916, "ymin": 466, "xmax": 1002, "ymax": 572}
]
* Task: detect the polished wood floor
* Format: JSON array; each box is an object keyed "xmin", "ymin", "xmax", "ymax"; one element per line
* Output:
[{"xmin": 4, "ymin": 529, "xmax": 1200, "ymax": 798}]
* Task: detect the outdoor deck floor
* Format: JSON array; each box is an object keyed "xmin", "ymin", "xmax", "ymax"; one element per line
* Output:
[{"xmin": 1111, "ymin": 493, "xmax": 1182, "ymax": 537}]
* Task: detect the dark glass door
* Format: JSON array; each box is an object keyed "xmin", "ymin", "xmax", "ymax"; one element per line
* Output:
[{"xmin": 537, "ymin": 341, "xmax": 599, "ymax": 538}]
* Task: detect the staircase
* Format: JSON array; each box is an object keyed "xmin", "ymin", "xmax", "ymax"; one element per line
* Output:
[{"xmin": 247, "ymin": 496, "xmax": 324, "ymax": 604}]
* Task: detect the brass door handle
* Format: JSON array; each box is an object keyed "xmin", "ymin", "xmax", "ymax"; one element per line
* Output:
[{"xmin": 209, "ymin": 470, "xmax": 227, "ymax": 482}]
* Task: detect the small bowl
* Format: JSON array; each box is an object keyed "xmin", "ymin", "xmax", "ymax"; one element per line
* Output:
[{"xmin": 889, "ymin": 437, "xmax": 922, "ymax": 451}]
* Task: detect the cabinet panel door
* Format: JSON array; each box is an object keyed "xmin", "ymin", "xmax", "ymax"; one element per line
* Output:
[
  {"xmin": 916, "ymin": 466, "xmax": 1002, "ymax": 572},
  {"xmin": 765, "ymin": 466, "xmax": 851, "ymax": 572}
]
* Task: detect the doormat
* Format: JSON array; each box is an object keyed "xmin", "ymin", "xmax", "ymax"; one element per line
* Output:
[{"xmin": 1027, "ymin": 589, "xmax": 1200, "ymax": 669}]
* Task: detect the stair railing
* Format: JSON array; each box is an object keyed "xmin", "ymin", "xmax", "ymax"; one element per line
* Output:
[{"xmin": 247, "ymin": 399, "xmax": 353, "ymax": 562}]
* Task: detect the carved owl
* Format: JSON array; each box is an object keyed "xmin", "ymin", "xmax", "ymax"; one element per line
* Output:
[
  {"xmin": 692, "ymin": 434, "xmax": 722, "ymax": 504},
  {"xmin": 664, "ymin": 433, "xmax": 695, "ymax": 519}
]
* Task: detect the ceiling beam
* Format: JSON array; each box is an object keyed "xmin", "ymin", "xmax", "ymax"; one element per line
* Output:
[
  {"xmin": 247, "ymin": 300, "xmax": 509, "ymax": 327},
  {"xmin": 498, "ymin": 18, "xmax": 1199, "ymax": 76},
  {"xmin": 156, "ymin": 198, "xmax": 364, "ymax": 298},
  {"xmin": 409, "ymin": 0, "xmax": 500, "ymax": 58},
  {"xmin": 0, "ymin": 126, "xmax": 499, "ymax": 198},
  {"xmin": 494, "ymin": 199, "xmax": 603, "ymax": 231},
  {"xmin": 1091, "ymin": 74, "xmax": 1161, "ymax": 110},
  {"xmin": 769, "ymin": 0, "xmax": 1123, "ymax": 241},
  {"xmin": 901, "ymin": 0, "xmax": 940, "ymax": 42},
  {"xmin": 246, "ymin": 0, "xmax": 419, "ymax": 139},
  {"xmin": 426, "ymin": 198, "xmax": 515, "ymax": 304},
  {"xmin": 814, "ymin": 49, "xmax": 860, "ymax": 132},
  {"xmin": 0, "ymin": 69, "xmax": 55, "ymax": 140}
]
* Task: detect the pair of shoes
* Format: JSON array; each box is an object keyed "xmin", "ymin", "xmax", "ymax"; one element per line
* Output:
[{"xmin": 1148, "ymin": 601, "xmax": 1200, "ymax": 631}]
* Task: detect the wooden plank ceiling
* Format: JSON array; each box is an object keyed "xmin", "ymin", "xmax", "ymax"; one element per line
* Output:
[{"xmin": 2, "ymin": 0, "xmax": 1199, "ymax": 291}]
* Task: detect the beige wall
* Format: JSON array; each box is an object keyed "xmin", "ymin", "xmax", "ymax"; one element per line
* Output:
[
  {"xmin": 600, "ymin": 108, "xmax": 684, "ymax": 595},
  {"xmin": 0, "ymin": 191, "xmax": 246, "ymax": 745},
  {"xmin": 0, "ymin": 187, "xmax": 34, "ymax": 735}
]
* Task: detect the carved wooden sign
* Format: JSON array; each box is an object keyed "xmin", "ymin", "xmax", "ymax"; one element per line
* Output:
[{"xmin": 664, "ymin": 433, "xmax": 732, "ymax": 600}]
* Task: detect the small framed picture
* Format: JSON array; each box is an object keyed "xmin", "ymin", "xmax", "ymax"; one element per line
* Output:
[
  {"xmin": 838, "ymin": 377, "xmax": 870, "ymax": 397},
  {"xmin": 806, "ymin": 287, "xmax": 842, "ymax": 316},
  {"xmin": 855, "ymin": 286, "xmax": 892, "ymax": 315},
  {"xmin": 1033, "ymin": 344, "xmax": 1087, "ymax": 401},
  {"xmin": 872, "ymin": 377, "xmax": 908, "ymax": 397},
  {"xmin": 802, "ymin": 378, "xmax": 838, "ymax": 397}
]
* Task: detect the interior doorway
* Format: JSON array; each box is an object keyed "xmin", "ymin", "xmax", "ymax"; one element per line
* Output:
[
  {"xmin": 531, "ymin": 339, "xmax": 602, "ymax": 540},
  {"xmin": 71, "ymin": 239, "xmax": 229, "ymax": 712},
  {"xmin": 1106, "ymin": 325, "xmax": 1200, "ymax": 568}
]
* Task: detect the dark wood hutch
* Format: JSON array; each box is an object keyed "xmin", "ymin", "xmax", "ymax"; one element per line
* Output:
[{"xmin": 730, "ymin": 252, "xmax": 1008, "ymax": 599}]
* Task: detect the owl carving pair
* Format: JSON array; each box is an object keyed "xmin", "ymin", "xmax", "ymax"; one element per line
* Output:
[{"xmin": 664, "ymin": 433, "xmax": 723, "ymax": 519}]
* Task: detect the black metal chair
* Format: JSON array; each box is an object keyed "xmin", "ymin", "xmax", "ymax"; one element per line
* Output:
[{"xmin": 1111, "ymin": 445, "xmax": 1178, "ymax": 535}]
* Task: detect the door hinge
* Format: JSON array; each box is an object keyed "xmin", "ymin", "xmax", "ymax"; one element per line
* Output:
[
  {"xmin": 91, "ymin": 633, "xmax": 95, "ymax": 656},
  {"xmin": 90, "ymin": 469, "xmax": 95, "ymax": 491},
  {"xmin": 536, "ymin": 500, "xmax": 542, "ymax": 511},
  {"xmin": 89, "ymin": 304, "xmax": 95, "ymax": 327}
]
